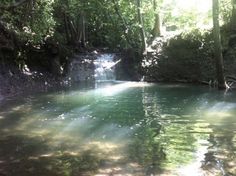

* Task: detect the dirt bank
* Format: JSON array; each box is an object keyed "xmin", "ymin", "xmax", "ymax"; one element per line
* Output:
[{"xmin": 0, "ymin": 64, "xmax": 70, "ymax": 102}]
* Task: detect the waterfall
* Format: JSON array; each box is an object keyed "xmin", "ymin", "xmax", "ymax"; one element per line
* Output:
[
  {"xmin": 69, "ymin": 53, "xmax": 120, "ymax": 83},
  {"xmin": 94, "ymin": 54, "xmax": 118, "ymax": 81}
]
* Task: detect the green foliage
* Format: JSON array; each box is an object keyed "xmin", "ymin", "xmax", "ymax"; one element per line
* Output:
[
  {"xmin": 3, "ymin": 0, "xmax": 236, "ymax": 44},
  {"xmin": 0, "ymin": 0, "xmax": 235, "ymax": 75},
  {"xmin": 219, "ymin": 0, "xmax": 232, "ymax": 24},
  {"xmin": 1, "ymin": 0, "xmax": 55, "ymax": 44},
  {"xmin": 1, "ymin": 0, "xmax": 233, "ymax": 50},
  {"xmin": 28, "ymin": 1, "xmax": 55, "ymax": 43},
  {"xmin": 143, "ymin": 29, "xmax": 216, "ymax": 82}
]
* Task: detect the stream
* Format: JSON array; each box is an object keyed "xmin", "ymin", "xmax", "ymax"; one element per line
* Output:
[{"xmin": 0, "ymin": 81, "xmax": 236, "ymax": 176}]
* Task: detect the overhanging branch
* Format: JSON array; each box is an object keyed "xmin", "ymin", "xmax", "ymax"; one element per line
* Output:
[{"xmin": 0, "ymin": 0, "xmax": 29, "ymax": 11}]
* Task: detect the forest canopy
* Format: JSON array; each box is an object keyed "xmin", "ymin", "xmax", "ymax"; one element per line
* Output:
[{"xmin": 0, "ymin": 0, "xmax": 232, "ymax": 49}]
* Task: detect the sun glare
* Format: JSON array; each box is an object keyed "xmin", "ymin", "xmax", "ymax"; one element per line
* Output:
[
  {"xmin": 162, "ymin": 0, "xmax": 213, "ymax": 30},
  {"xmin": 176, "ymin": 0, "xmax": 212, "ymax": 13},
  {"xmin": 96, "ymin": 82, "xmax": 151, "ymax": 96}
]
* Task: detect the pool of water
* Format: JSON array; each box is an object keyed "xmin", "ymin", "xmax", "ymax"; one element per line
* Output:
[{"xmin": 0, "ymin": 81, "xmax": 236, "ymax": 176}]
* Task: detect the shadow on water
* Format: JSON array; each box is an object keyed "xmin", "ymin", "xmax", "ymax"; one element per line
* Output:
[
  {"xmin": 0, "ymin": 82, "xmax": 236, "ymax": 175},
  {"xmin": 0, "ymin": 134, "xmax": 102, "ymax": 176}
]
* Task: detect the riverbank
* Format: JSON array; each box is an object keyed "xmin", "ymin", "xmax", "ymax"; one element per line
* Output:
[{"xmin": 0, "ymin": 64, "xmax": 70, "ymax": 102}]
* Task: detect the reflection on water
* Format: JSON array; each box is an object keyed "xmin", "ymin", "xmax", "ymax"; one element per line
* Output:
[{"xmin": 0, "ymin": 82, "xmax": 236, "ymax": 176}]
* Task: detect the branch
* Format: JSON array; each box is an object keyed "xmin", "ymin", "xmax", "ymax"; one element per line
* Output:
[
  {"xmin": 0, "ymin": 0, "xmax": 29, "ymax": 11},
  {"xmin": 112, "ymin": 0, "xmax": 136, "ymax": 48}
]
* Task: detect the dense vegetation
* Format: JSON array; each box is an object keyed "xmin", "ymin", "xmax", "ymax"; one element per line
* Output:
[{"xmin": 0, "ymin": 0, "xmax": 236, "ymax": 87}]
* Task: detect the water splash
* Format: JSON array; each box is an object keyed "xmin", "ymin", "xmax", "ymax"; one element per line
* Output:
[{"xmin": 94, "ymin": 54, "xmax": 120, "ymax": 81}]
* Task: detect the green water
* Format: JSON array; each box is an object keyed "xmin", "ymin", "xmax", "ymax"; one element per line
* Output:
[{"xmin": 0, "ymin": 81, "xmax": 236, "ymax": 176}]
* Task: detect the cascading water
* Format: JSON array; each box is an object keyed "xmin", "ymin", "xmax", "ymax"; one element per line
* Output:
[
  {"xmin": 94, "ymin": 54, "xmax": 119, "ymax": 81},
  {"xmin": 69, "ymin": 53, "xmax": 120, "ymax": 83}
]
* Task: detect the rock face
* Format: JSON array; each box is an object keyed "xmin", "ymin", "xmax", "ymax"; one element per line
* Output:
[
  {"xmin": 68, "ymin": 53, "xmax": 122, "ymax": 82},
  {"xmin": 115, "ymin": 50, "xmax": 142, "ymax": 81},
  {"xmin": 0, "ymin": 63, "xmax": 68, "ymax": 101},
  {"xmin": 0, "ymin": 52, "xmax": 130, "ymax": 101},
  {"xmin": 69, "ymin": 54, "xmax": 96, "ymax": 82}
]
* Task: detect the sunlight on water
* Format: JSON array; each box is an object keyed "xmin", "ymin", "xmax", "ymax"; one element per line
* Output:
[
  {"xmin": 0, "ymin": 82, "xmax": 236, "ymax": 176},
  {"xmin": 202, "ymin": 102, "xmax": 236, "ymax": 120},
  {"xmin": 205, "ymin": 111, "xmax": 232, "ymax": 118},
  {"xmin": 177, "ymin": 140, "xmax": 208, "ymax": 176},
  {"xmin": 96, "ymin": 82, "xmax": 151, "ymax": 96}
]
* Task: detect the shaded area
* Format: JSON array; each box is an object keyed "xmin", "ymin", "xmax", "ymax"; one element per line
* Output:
[{"xmin": 0, "ymin": 135, "xmax": 101, "ymax": 176}]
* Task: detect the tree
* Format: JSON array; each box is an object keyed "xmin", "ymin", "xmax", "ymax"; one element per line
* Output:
[
  {"xmin": 112, "ymin": 0, "xmax": 136, "ymax": 48},
  {"xmin": 212, "ymin": 0, "xmax": 226, "ymax": 89},
  {"xmin": 0, "ymin": 0, "xmax": 55, "ymax": 44},
  {"xmin": 151, "ymin": 0, "xmax": 162, "ymax": 38},
  {"xmin": 230, "ymin": 0, "xmax": 236, "ymax": 34},
  {"xmin": 137, "ymin": 0, "xmax": 147, "ymax": 54},
  {"xmin": 54, "ymin": 0, "xmax": 86, "ymax": 48},
  {"xmin": 0, "ymin": 0, "xmax": 28, "ymax": 10}
]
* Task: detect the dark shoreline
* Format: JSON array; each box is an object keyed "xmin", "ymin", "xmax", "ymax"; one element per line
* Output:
[{"xmin": 0, "ymin": 65, "xmax": 69, "ymax": 102}]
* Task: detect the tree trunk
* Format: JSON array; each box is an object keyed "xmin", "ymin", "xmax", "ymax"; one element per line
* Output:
[
  {"xmin": 81, "ymin": 13, "xmax": 86, "ymax": 47},
  {"xmin": 152, "ymin": 13, "xmax": 161, "ymax": 37},
  {"xmin": 212, "ymin": 0, "xmax": 226, "ymax": 89},
  {"xmin": 63, "ymin": 13, "xmax": 71, "ymax": 44},
  {"xmin": 230, "ymin": 0, "xmax": 236, "ymax": 34},
  {"xmin": 152, "ymin": 0, "xmax": 161, "ymax": 38},
  {"xmin": 137, "ymin": 0, "xmax": 147, "ymax": 54},
  {"xmin": 227, "ymin": 0, "xmax": 236, "ymax": 48}
]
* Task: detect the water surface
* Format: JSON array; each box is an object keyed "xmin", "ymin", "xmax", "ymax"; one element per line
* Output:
[{"xmin": 0, "ymin": 82, "xmax": 236, "ymax": 176}]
